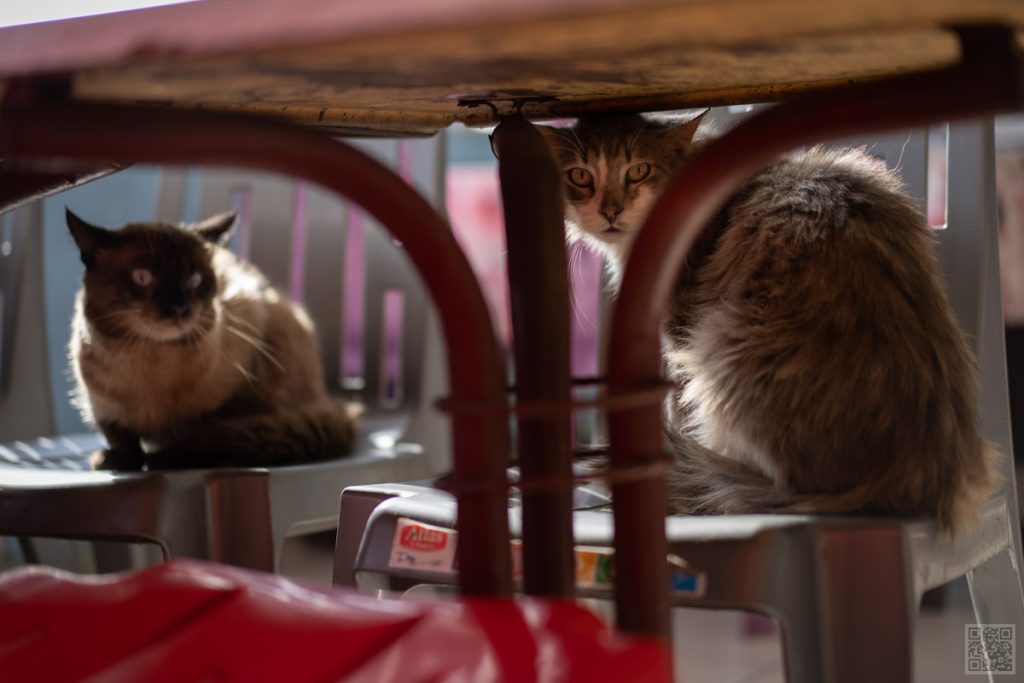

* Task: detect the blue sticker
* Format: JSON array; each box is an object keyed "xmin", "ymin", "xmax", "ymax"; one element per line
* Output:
[{"xmin": 670, "ymin": 569, "xmax": 703, "ymax": 595}]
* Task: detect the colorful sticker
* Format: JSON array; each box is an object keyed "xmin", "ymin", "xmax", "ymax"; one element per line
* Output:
[
  {"xmin": 387, "ymin": 519, "xmax": 457, "ymax": 574},
  {"xmin": 669, "ymin": 569, "xmax": 704, "ymax": 595},
  {"xmin": 574, "ymin": 548, "xmax": 600, "ymax": 585},
  {"xmin": 385, "ymin": 518, "xmax": 706, "ymax": 596},
  {"xmin": 667, "ymin": 554, "xmax": 706, "ymax": 597},
  {"xmin": 594, "ymin": 553, "xmax": 615, "ymax": 585}
]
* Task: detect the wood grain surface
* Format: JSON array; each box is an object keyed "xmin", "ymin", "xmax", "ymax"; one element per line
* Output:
[{"xmin": 1, "ymin": 0, "xmax": 1021, "ymax": 134}]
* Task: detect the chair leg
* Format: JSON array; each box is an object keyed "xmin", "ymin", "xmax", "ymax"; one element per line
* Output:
[
  {"xmin": 776, "ymin": 602, "xmax": 913, "ymax": 683},
  {"xmin": 761, "ymin": 528, "xmax": 914, "ymax": 683},
  {"xmin": 15, "ymin": 537, "xmax": 38, "ymax": 564},
  {"xmin": 967, "ymin": 547, "xmax": 1024, "ymax": 680},
  {"xmin": 203, "ymin": 477, "xmax": 277, "ymax": 571},
  {"xmin": 962, "ymin": 114, "xmax": 1024, "ymax": 681},
  {"xmin": 92, "ymin": 541, "xmax": 136, "ymax": 572},
  {"xmin": 773, "ymin": 605, "xmax": 827, "ymax": 683}
]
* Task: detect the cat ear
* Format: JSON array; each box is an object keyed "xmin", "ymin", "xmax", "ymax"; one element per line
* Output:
[
  {"xmin": 663, "ymin": 110, "xmax": 708, "ymax": 150},
  {"xmin": 66, "ymin": 208, "xmax": 117, "ymax": 267},
  {"xmin": 189, "ymin": 211, "xmax": 237, "ymax": 245}
]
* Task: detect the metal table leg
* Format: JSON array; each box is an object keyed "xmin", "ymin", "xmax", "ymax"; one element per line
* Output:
[{"xmin": 492, "ymin": 117, "xmax": 575, "ymax": 598}]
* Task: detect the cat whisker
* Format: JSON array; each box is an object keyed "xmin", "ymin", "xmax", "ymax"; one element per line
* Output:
[
  {"xmin": 567, "ymin": 243, "xmax": 581, "ymax": 312},
  {"xmin": 568, "ymin": 128, "xmax": 587, "ymax": 159},
  {"xmin": 202, "ymin": 336, "xmax": 255, "ymax": 386},
  {"xmin": 106, "ymin": 324, "xmax": 143, "ymax": 352},
  {"xmin": 232, "ymin": 361, "xmax": 257, "ymax": 385},
  {"xmin": 568, "ymin": 268, "xmax": 584, "ymax": 329},
  {"xmin": 222, "ymin": 309, "xmax": 262, "ymax": 335},
  {"xmin": 568, "ymin": 244, "xmax": 597, "ymax": 333},
  {"xmin": 87, "ymin": 309, "xmax": 127, "ymax": 322},
  {"xmin": 893, "ymin": 130, "xmax": 913, "ymax": 174},
  {"xmin": 569, "ymin": 237, "xmax": 581, "ymax": 281},
  {"xmin": 551, "ymin": 128, "xmax": 587, "ymax": 161},
  {"xmin": 225, "ymin": 323, "xmax": 285, "ymax": 371},
  {"xmin": 626, "ymin": 129, "xmax": 643, "ymax": 157},
  {"xmin": 224, "ymin": 321, "xmax": 272, "ymax": 353},
  {"xmin": 87, "ymin": 310, "xmax": 138, "ymax": 328}
]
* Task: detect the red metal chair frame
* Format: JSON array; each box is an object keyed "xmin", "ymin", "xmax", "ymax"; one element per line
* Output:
[
  {"xmin": 607, "ymin": 23, "xmax": 1024, "ymax": 636},
  {"xmin": 0, "ymin": 87, "xmax": 514, "ymax": 598}
]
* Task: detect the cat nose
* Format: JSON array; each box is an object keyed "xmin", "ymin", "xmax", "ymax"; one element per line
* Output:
[
  {"xmin": 159, "ymin": 289, "xmax": 192, "ymax": 319},
  {"xmin": 600, "ymin": 207, "xmax": 622, "ymax": 222},
  {"xmin": 163, "ymin": 302, "xmax": 191, "ymax": 319}
]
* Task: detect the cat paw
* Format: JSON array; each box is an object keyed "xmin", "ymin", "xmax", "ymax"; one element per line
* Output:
[
  {"xmin": 142, "ymin": 448, "xmax": 213, "ymax": 470},
  {"xmin": 90, "ymin": 448, "xmax": 145, "ymax": 471}
]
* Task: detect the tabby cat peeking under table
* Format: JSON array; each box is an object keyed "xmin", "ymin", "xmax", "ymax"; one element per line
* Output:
[
  {"xmin": 539, "ymin": 113, "xmax": 997, "ymax": 534},
  {"xmin": 66, "ymin": 209, "xmax": 360, "ymax": 471}
]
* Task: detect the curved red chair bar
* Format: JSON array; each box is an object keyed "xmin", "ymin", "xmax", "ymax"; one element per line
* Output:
[
  {"xmin": 0, "ymin": 91, "xmax": 513, "ymax": 599},
  {"xmin": 607, "ymin": 24, "xmax": 1024, "ymax": 636}
]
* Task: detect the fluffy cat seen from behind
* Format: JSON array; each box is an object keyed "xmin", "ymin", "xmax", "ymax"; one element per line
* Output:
[
  {"xmin": 67, "ymin": 209, "xmax": 360, "ymax": 470},
  {"xmin": 540, "ymin": 113, "xmax": 996, "ymax": 534}
]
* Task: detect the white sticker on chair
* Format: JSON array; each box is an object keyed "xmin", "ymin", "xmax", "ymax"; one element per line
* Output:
[{"xmin": 387, "ymin": 518, "xmax": 458, "ymax": 575}]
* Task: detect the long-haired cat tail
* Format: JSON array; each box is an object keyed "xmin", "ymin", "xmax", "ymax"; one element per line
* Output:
[
  {"xmin": 66, "ymin": 209, "xmax": 361, "ymax": 471},
  {"xmin": 540, "ymin": 114, "xmax": 997, "ymax": 535}
]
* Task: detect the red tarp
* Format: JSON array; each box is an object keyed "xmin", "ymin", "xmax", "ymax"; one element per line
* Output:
[{"xmin": 0, "ymin": 559, "xmax": 671, "ymax": 682}]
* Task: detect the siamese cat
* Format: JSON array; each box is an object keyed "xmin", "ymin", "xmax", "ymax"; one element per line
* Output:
[{"xmin": 67, "ymin": 209, "xmax": 359, "ymax": 470}]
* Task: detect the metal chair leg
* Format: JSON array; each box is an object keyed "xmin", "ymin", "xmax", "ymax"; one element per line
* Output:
[
  {"xmin": 766, "ymin": 528, "xmax": 913, "ymax": 683},
  {"xmin": 492, "ymin": 117, "xmax": 575, "ymax": 599},
  {"xmin": 967, "ymin": 548, "xmax": 1024, "ymax": 681}
]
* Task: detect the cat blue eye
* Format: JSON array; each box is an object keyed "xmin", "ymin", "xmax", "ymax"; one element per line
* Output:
[
  {"xmin": 187, "ymin": 272, "xmax": 202, "ymax": 289},
  {"xmin": 131, "ymin": 268, "xmax": 154, "ymax": 287}
]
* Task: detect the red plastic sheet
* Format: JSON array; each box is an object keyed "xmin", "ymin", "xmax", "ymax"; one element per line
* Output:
[{"xmin": 0, "ymin": 560, "xmax": 671, "ymax": 682}]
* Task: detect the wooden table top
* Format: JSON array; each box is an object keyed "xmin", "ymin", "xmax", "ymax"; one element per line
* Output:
[{"xmin": 1, "ymin": 0, "xmax": 1022, "ymax": 135}]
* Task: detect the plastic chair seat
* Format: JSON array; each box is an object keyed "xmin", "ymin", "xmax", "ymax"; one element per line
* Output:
[
  {"xmin": 0, "ymin": 431, "xmax": 432, "ymax": 570},
  {"xmin": 339, "ymin": 482, "xmax": 1022, "ymax": 682}
]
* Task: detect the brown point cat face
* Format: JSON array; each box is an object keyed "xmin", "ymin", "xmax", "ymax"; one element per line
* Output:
[
  {"xmin": 67, "ymin": 210, "xmax": 236, "ymax": 343},
  {"xmin": 538, "ymin": 114, "xmax": 704, "ymax": 250}
]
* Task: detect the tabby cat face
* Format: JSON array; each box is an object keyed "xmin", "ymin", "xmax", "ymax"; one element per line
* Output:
[
  {"xmin": 67, "ymin": 210, "xmax": 236, "ymax": 343},
  {"xmin": 539, "ymin": 114, "xmax": 704, "ymax": 256}
]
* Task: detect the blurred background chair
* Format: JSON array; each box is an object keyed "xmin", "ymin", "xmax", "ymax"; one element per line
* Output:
[
  {"xmin": 334, "ymin": 117, "xmax": 1024, "ymax": 683},
  {"xmin": 0, "ymin": 137, "xmax": 451, "ymax": 576}
]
